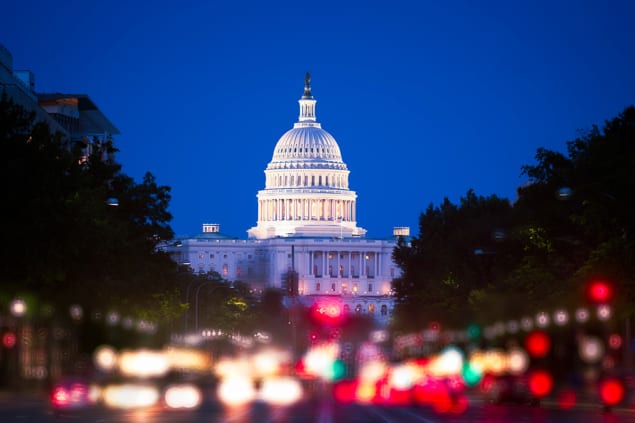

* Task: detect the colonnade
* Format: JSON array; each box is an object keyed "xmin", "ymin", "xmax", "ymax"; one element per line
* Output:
[
  {"xmin": 267, "ymin": 172, "xmax": 347, "ymax": 188},
  {"xmin": 306, "ymin": 250, "xmax": 380, "ymax": 279},
  {"xmin": 259, "ymin": 198, "xmax": 356, "ymax": 222}
]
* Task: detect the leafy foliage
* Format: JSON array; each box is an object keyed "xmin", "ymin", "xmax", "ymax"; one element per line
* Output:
[{"xmin": 393, "ymin": 105, "xmax": 635, "ymax": 332}]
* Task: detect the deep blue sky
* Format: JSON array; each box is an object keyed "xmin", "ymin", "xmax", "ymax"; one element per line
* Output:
[{"xmin": 2, "ymin": 1, "xmax": 634, "ymax": 239}]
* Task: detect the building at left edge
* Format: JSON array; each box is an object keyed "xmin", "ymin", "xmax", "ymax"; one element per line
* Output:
[{"xmin": 0, "ymin": 43, "xmax": 119, "ymax": 162}]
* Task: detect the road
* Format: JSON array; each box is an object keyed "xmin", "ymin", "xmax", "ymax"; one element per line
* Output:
[{"xmin": 0, "ymin": 397, "xmax": 631, "ymax": 423}]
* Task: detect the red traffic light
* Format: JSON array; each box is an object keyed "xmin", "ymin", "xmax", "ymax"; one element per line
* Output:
[
  {"xmin": 587, "ymin": 280, "xmax": 612, "ymax": 303},
  {"xmin": 312, "ymin": 301, "xmax": 344, "ymax": 325}
]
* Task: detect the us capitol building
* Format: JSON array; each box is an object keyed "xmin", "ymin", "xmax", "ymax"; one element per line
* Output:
[{"xmin": 162, "ymin": 74, "xmax": 409, "ymax": 326}]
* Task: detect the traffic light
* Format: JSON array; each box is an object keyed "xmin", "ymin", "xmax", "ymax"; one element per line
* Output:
[
  {"xmin": 586, "ymin": 280, "xmax": 612, "ymax": 304},
  {"xmin": 282, "ymin": 271, "xmax": 298, "ymax": 296}
]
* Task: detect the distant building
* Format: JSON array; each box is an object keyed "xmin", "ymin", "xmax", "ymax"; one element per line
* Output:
[
  {"xmin": 0, "ymin": 43, "xmax": 119, "ymax": 163},
  {"xmin": 161, "ymin": 74, "xmax": 409, "ymax": 326}
]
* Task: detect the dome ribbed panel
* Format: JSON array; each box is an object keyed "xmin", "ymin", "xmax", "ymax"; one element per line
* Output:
[{"xmin": 271, "ymin": 127, "xmax": 343, "ymax": 163}]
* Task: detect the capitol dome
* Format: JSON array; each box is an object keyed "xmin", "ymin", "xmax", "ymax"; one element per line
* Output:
[
  {"xmin": 248, "ymin": 74, "xmax": 366, "ymax": 240},
  {"xmin": 270, "ymin": 126, "xmax": 344, "ymax": 166}
]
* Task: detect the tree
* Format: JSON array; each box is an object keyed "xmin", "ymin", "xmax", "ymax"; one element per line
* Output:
[
  {"xmin": 392, "ymin": 190, "xmax": 516, "ymax": 331},
  {"xmin": 0, "ymin": 92, "xmax": 180, "ymax": 338},
  {"xmin": 392, "ymin": 105, "xmax": 635, "ymax": 335}
]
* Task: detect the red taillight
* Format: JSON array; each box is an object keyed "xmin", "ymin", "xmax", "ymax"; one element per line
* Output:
[{"xmin": 52, "ymin": 387, "xmax": 70, "ymax": 406}]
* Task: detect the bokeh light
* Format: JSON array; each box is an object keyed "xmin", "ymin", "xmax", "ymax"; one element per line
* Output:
[{"xmin": 525, "ymin": 330, "xmax": 551, "ymax": 358}]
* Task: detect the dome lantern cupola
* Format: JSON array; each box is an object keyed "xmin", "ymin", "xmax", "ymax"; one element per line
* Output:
[{"xmin": 298, "ymin": 72, "xmax": 317, "ymax": 123}]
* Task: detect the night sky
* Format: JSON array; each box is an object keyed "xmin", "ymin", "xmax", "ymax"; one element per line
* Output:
[{"xmin": 2, "ymin": 1, "xmax": 634, "ymax": 239}]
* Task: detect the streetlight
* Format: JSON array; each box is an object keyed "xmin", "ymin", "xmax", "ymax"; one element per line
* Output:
[
  {"xmin": 10, "ymin": 298, "xmax": 27, "ymax": 317},
  {"xmin": 194, "ymin": 283, "xmax": 234, "ymax": 332},
  {"xmin": 9, "ymin": 298, "xmax": 27, "ymax": 389}
]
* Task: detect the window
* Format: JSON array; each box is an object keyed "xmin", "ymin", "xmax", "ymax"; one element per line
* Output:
[
  {"xmin": 344, "ymin": 304, "xmax": 350, "ymax": 313},
  {"xmin": 369, "ymin": 304, "xmax": 375, "ymax": 314},
  {"xmin": 210, "ymin": 254, "xmax": 215, "ymax": 259},
  {"xmin": 331, "ymin": 283, "xmax": 336, "ymax": 292},
  {"xmin": 237, "ymin": 267, "xmax": 242, "ymax": 277},
  {"xmin": 316, "ymin": 282, "xmax": 321, "ymax": 292},
  {"xmin": 313, "ymin": 264, "xmax": 318, "ymax": 276},
  {"xmin": 223, "ymin": 254, "xmax": 228, "ymax": 259},
  {"xmin": 329, "ymin": 265, "xmax": 333, "ymax": 277},
  {"xmin": 223, "ymin": 264, "xmax": 228, "ymax": 276},
  {"xmin": 368, "ymin": 283, "xmax": 373, "ymax": 293},
  {"xmin": 381, "ymin": 305, "xmax": 388, "ymax": 316},
  {"xmin": 355, "ymin": 304, "xmax": 362, "ymax": 314},
  {"xmin": 198, "ymin": 253, "xmax": 204, "ymax": 259}
]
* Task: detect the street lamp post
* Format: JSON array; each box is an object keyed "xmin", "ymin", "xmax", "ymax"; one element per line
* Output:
[{"xmin": 9, "ymin": 298, "xmax": 27, "ymax": 390}]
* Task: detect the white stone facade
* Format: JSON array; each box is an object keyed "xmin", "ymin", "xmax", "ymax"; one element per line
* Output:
[{"xmin": 163, "ymin": 75, "xmax": 405, "ymax": 326}]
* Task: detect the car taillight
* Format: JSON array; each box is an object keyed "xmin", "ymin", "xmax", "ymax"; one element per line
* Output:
[{"xmin": 52, "ymin": 387, "xmax": 70, "ymax": 406}]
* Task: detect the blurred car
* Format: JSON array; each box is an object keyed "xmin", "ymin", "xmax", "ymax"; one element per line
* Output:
[
  {"xmin": 50, "ymin": 376, "xmax": 99, "ymax": 414},
  {"xmin": 483, "ymin": 373, "xmax": 538, "ymax": 405}
]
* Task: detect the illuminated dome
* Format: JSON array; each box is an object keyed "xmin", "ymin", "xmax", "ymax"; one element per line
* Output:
[
  {"xmin": 248, "ymin": 74, "xmax": 366, "ymax": 240},
  {"xmin": 270, "ymin": 126, "xmax": 344, "ymax": 166}
]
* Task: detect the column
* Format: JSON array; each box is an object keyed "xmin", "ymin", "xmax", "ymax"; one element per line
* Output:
[
  {"xmin": 375, "ymin": 253, "xmax": 379, "ymax": 277},
  {"xmin": 322, "ymin": 251, "xmax": 327, "ymax": 277},
  {"xmin": 361, "ymin": 251, "xmax": 364, "ymax": 276}
]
